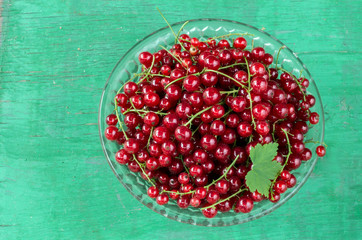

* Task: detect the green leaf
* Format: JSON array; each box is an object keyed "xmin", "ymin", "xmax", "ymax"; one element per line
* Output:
[{"xmin": 245, "ymin": 143, "xmax": 282, "ymax": 197}]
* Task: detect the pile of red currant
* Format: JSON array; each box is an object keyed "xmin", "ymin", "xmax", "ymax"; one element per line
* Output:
[{"xmin": 104, "ymin": 32, "xmax": 326, "ymax": 219}]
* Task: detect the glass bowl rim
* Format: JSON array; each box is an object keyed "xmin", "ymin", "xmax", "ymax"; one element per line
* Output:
[{"xmin": 98, "ymin": 18, "xmax": 325, "ymax": 226}]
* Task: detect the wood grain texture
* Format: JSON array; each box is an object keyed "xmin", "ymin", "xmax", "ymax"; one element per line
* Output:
[{"xmin": 0, "ymin": 0, "xmax": 361, "ymax": 239}]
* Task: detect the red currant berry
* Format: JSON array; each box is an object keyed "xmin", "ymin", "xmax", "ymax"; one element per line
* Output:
[
  {"xmin": 147, "ymin": 186, "xmax": 159, "ymax": 198},
  {"xmin": 152, "ymin": 126, "xmax": 170, "ymax": 143},
  {"xmin": 115, "ymin": 149, "xmax": 131, "ymax": 165},
  {"xmin": 174, "ymin": 126, "xmax": 192, "ymax": 142},
  {"xmin": 234, "ymin": 196, "xmax": 254, "ymax": 213},
  {"xmin": 105, "ymin": 126, "xmax": 118, "ymax": 141},
  {"xmin": 156, "ymin": 193, "xmax": 169, "ymax": 205},
  {"xmin": 203, "ymin": 87, "xmax": 221, "ymax": 105},
  {"xmin": 139, "ymin": 52, "xmax": 153, "ymax": 67},
  {"xmin": 273, "ymin": 180, "xmax": 288, "ymax": 194},
  {"xmin": 202, "ymin": 207, "xmax": 218, "ymax": 218},
  {"xmin": 286, "ymin": 174, "xmax": 297, "ymax": 188},
  {"xmin": 233, "ymin": 37, "xmax": 247, "ymax": 49},
  {"xmin": 309, "ymin": 112, "xmax": 320, "ymax": 124},
  {"xmin": 316, "ymin": 145, "xmax": 326, "ymax": 157}
]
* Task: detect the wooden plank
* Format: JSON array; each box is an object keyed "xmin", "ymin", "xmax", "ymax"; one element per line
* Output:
[{"xmin": 0, "ymin": 0, "xmax": 361, "ymax": 239}]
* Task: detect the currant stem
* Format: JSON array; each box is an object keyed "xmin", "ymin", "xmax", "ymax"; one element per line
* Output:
[
  {"xmin": 159, "ymin": 45, "xmax": 185, "ymax": 68},
  {"xmin": 176, "ymin": 21, "xmax": 189, "ymax": 44},
  {"xmin": 205, "ymin": 155, "xmax": 240, "ymax": 189},
  {"xmin": 244, "ymin": 57, "xmax": 256, "ymax": 129},
  {"xmin": 156, "ymin": 8, "xmax": 187, "ymax": 51},
  {"xmin": 114, "ymin": 101, "xmax": 129, "ymax": 141},
  {"xmin": 220, "ymin": 89, "xmax": 239, "ymax": 94},
  {"xmin": 123, "ymin": 109, "xmax": 168, "ymax": 116},
  {"xmin": 204, "ymin": 69, "xmax": 248, "ymax": 90},
  {"xmin": 270, "ymin": 129, "xmax": 291, "ymax": 194},
  {"xmin": 201, "ymin": 187, "xmax": 247, "ymax": 210},
  {"xmin": 164, "ymin": 75, "xmax": 188, "ymax": 89},
  {"xmin": 142, "ymin": 56, "xmax": 155, "ymax": 81},
  {"xmin": 147, "ymin": 127, "xmax": 154, "ymax": 147},
  {"xmin": 218, "ymin": 62, "xmax": 247, "ymax": 70},
  {"xmin": 204, "ymin": 32, "xmax": 254, "ymax": 41},
  {"xmin": 184, "ymin": 105, "xmax": 213, "ymax": 126},
  {"xmin": 304, "ymin": 139, "xmax": 328, "ymax": 147},
  {"xmin": 277, "ymin": 67, "xmax": 307, "ymax": 101},
  {"xmin": 274, "ymin": 45, "xmax": 286, "ymax": 69},
  {"xmin": 134, "ymin": 156, "xmax": 156, "ymax": 187},
  {"xmin": 179, "ymin": 155, "xmax": 190, "ymax": 175}
]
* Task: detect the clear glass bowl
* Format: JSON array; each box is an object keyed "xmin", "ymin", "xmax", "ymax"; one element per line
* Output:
[{"xmin": 98, "ymin": 19, "xmax": 325, "ymax": 226}]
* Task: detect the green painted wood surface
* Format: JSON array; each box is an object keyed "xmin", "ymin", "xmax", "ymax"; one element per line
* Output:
[{"xmin": 0, "ymin": 0, "xmax": 361, "ymax": 239}]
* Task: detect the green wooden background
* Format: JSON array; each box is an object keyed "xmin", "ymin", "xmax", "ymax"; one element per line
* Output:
[{"xmin": 0, "ymin": 0, "xmax": 361, "ymax": 239}]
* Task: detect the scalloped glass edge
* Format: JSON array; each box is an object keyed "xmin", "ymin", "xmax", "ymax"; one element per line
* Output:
[{"xmin": 98, "ymin": 19, "xmax": 325, "ymax": 227}]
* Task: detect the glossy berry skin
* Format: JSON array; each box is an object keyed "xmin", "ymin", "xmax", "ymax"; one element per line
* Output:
[
  {"xmin": 250, "ymin": 191, "xmax": 264, "ymax": 202},
  {"xmin": 204, "ymin": 55, "xmax": 221, "ymax": 70},
  {"xmin": 200, "ymin": 134, "xmax": 217, "ymax": 151},
  {"xmin": 177, "ymin": 195, "xmax": 190, "ymax": 209},
  {"xmin": 203, "ymin": 87, "xmax": 221, "ymax": 105},
  {"xmin": 201, "ymin": 72, "xmax": 218, "ymax": 87},
  {"xmin": 158, "ymin": 154, "xmax": 172, "ymax": 167},
  {"xmin": 222, "ymin": 128, "xmax": 237, "ymax": 144},
  {"xmin": 255, "ymin": 121, "xmax": 270, "ymax": 136},
  {"xmin": 231, "ymin": 96, "xmax": 247, "ymax": 112},
  {"xmin": 202, "ymin": 207, "xmax": 218, "ymax": 218},
  {"xmin": 166, "ymin": 85, "xmax": 182, "ymax": 102},
  {"xmin": 251, "ymin": 47, "xmax": 265, "ymax": 61},
  {"xmin": 280, "ymin": 170, "xmax": 291, "ymax": 181},
  {"xmin": 233, "ymin": 37, "xmax": 247, "ymax": 49},
  {"xmin": 193, "ymin": 149, "xmax": 208, "ymax": 164},
  {"xmin": 183, "ymin": 75, "xmax": 200, "ymax": 92},
  {"xmin": 210, "ymin": 120, "xmax": 226, "ymax": 136},
  {"xmin": 147, "ymin": 186, "xmax": 159, "ymax": 198},
  {"xmin": 139, "ymin": 51, "xmax": 153, "ymax": 67},
  {"xmin": 123, "ymin": 138, "xmax": 140, "ymax": 154},
  {"xmin": 194, "ymin": 187, "xmax": 207, "ymax": 199},
  {"xmin": 143, "ymin": 112, "xmax": 159, "ymax": 127},
  {"xmin": 273, "ymin": 180, "xmax": 288, "ymax": 194},
  {"xmin": 214, "ymin": 143, "xmax": 231, "ymax": 163},
  {"xmin": 190, "ymin": 165, "xmax": 204, "ymax": 178},
  {"xmin": 123, "ymin": 82, "xmax": 138, "ymax": 97},
  {"xmin": 215, "ymin": 179, "xmax": 230, "ymax": 194},
  {"xmin": 206, "ymin": 190, "xmax": 220, "ymax": 204},
  {"xmin": 286, "ymin": 153, "xmax": 302, "ymax": 170},
  {"xmin": 316, "ymin": 145, "xmax": 326, "ymax": 157},
  {"xmin": 309, "ymin": 112, "xmax": 320, "ymax": 124},
  {"xmin": 269, "ymin": 193, "xmax": 280, "ymax": 203},
  {"xmin": 178, "ymin": 172, "xmax": 190, "ymax": 184},
  {"xmin": 250, "ymin": 62, "xmax": 266, "ymax": 76},
  {"xmin": 174, "ymin": 126, "xmax": 192, "ymax": 142},
  {"xmin": 115, "ymin": 149, "xmax": 131, "ymax": 165},
  {"xmin": 152, "ymin": 126, "xmax": 170, "ymax": 144},
  {"xmin": 163, "ymin": 113, "xmax": 179, "ymax": 131},
  {"xmin": 105, "ymin": 126, "xmax": 118, "ymax": 141},
  {"xmin": 251, "ymin": 76, "xmax": 268, "ymax": 94},
  {"xmin": 210, "ymin": 105, "xmax": 225, "ymax": 118},
  {"xmin": 237, "ymin": 122, "xmax": 253, "ymax": 137},
  {"xmin": 156, "ymin": 193, "xmax": 169, "ymax": 205},
  {"xmin": 252, "ymin": 103, "xmax": 270, "ymax": 120},
  {"xmin": 161, "ymin": 141, "xmax": 177, "ymax": 156},
  {"xmin": 234, "ymin": 196, "xmax": 254, "ymax": 213},
  {"xmin": 106, "ymin": 114, "xmax": 118, "ymax": 126},
  {"xmin": 190, "ymin": 197, "xmax": 201, "ymax": 208},
  {"xmin": 225, "ymin": 114, "xmax": 240, "ymax": 128},
  {"xmin": 286, "ymin": 174, "xmax": 297, "ymax": 188},
  {"xmin": 143, "ymin": 92, "xmax": 160, "ymax": 107}
]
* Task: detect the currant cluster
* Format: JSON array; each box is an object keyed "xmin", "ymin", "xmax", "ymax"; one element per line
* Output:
[{"xmin": 104, "ymin": 32, "xmax": 326, "ymax": 219}]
